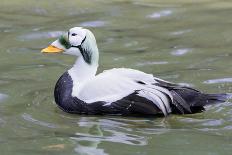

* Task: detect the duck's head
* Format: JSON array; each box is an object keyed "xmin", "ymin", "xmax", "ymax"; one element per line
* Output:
[{"xmin": 41, "ymin": 27, "xmax": 99, "ymax": 65}]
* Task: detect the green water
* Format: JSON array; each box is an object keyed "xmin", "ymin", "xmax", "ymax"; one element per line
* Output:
[{"xmin": 0, "ymin": 0, "xmax": 232, "ymax": 154}]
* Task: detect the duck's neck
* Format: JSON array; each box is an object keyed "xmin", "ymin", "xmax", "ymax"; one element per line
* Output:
[
  {"xmin": 68, "ymin": 57, "xmax": 98, "ymax": 83},
  {"xmin": 67, "ymin": 30, "xmax": 99, "ymax": 97}
]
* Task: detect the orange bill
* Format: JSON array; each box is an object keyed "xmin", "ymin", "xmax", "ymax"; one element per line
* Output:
[{"xmin": 41, "ymin": 45, "xmax": 63, "ymax": 53}]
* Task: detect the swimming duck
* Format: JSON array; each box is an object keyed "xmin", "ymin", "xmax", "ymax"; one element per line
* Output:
[{"xmin": 41, "ymin": 27, "xmax": 230, "ymax": 116}]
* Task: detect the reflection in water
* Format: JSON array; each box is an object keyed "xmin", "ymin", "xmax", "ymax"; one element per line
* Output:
[
  {"xmin": 22, "ymin": 113, "xmax": 58, "ymax": 128},
  {"xmin": 75, "ymin": 144, "xmax": 108, "ymax": 155},
  {"xmin": 72, "ymin": 117, "xmax": 148, "ymax": 155},
  {"xmin": 74, "ymin": 120, "xmax": 108, "ymax": 155},
  {"xmin": 72, "ymin": 129, "xmax": 146, "ymax": 145}
]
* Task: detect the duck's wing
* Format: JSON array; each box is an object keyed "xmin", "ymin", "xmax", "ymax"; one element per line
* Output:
[
  {"xmin": 75, "ymin": 68, "xmax": 173, "ymax": 115},
  {"xmin": 102, "ymin": 68, "xmax": 173, "ymax": 84},
  {"xmin": 77, "ymin": 73, "xmax": 141, "ymax": 103},
  {"xmin": 102, "ymin": 68, "xmax": 155, "ymax": 83}
]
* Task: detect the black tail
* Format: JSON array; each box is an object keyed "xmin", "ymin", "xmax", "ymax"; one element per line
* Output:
[
  {"xmin": 155, "ymin": 80, "xmax": 231, "ymax": 114},
  {"xmin": 205, "ymin": 93, "xmax": 231, "ymax": 104},
  {"xmin": 170, "ymin": 88, "xmax": 230, "ymax": 114}
]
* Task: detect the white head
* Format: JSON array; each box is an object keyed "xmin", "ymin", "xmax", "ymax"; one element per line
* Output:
[{"xmin": 42, "ymin": 27, "xmax": 99, "ymax": 66}]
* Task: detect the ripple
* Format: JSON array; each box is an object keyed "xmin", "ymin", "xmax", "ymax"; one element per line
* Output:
[
  {"xmin": 170, "ymin": 29, "xmax": 192, "ymax": 36},
  {"xmin": 78, "ymin": 118, "xmax": 134, "ymax": 132},
  {"xmin": 72, "ymin": 130, "xmax": 147, "ymax": 146},
  {"xmin": 124, "ymin": 41, "xmax": 138, "ymax": 47},
  {"xmin": 147, "ymin": 10, "xmax": 173, "ymax": 19},
  {"xmin": 180, "ymin": 118, "xmax": 206, "ymax": 123},
  {"xmin": 161, "ymin": 74, "xmax": 180, "ymax": 79},
  {"xmin": 75, "ymin": 144, "xmax": 108, "ymax": 155},
  {"xmin": 201, "ymin": 119, "xmax": 224, "ymax": 127},
  {"xmin": 0, "ymin": 80, "xmax": 10, "ymax": 85},
  {"xmin": 136, "ymin": 61, "xmax": 168, "ymax": 66},
  {"xmin": 204, "ymin": 78, "xmax": 232, "ymax": 84},
  {"xmin": 78, "ymin": 118, "xmax": 128, "ymax": 127},
  {"xmin": 22, "ymin": 113, "xmax": 58, "ymax": 128},
  {"xmin": 18, "ymin": 31, "xmax": 63, "ymax": 41},
  {"xmin": 113, "ymin": 57, "xmax": 125, "ymax": 61},
  {"xmin": 33, "ymin": 8, "xmax": 47, "ymax": 15},
  {"xmin": 170, "ymin": 48, "xmax": 191, "ymax": 56},
  {"xmin": 80, "ymin": 20, "xmax": 107, "ymax": 27},
  {"xmin": 223, "ymin": 125, "xmax": 232, "ymax": 130},
  {"xmin": 137, "ymin": 128, "xmax": 170, "ymax": 135},
  {"xmin": 0, "ymin": 93, "xmax": 8, "ymax": 102},
  {"xmin": 99, "ymin": 119, "xmax": 132, "ymax": 131}
]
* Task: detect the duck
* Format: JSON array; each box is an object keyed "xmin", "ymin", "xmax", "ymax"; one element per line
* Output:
[{"xmin": 41, "ymin": 27, "xmax": 230, "ymax": 116}]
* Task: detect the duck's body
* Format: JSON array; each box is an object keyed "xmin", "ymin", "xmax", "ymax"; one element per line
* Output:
[
  {"xmin": 54, "ymin": 68, "xmax": 227, "ymax": 116},
  {"xmin": 42, "ymin": 27, "xmax": 230, "ymax": 116}
]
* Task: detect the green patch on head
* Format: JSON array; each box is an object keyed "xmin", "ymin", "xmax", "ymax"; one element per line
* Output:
[{"xmin": 59, "ymin": 35, "xmax": 71, "ymax": 49}]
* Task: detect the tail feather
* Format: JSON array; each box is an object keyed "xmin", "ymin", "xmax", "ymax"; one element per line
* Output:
[
  {"xmin": 170, "ymin": 90, "xmax": 191, "ymax": 113},
  {"xmin": 154, "ymin": 81, "xmax": 230, "ymax": 114},
  {"xmin": 171, "ymin": 91, "xmax": 230, "ymax": 114},
  {"xmin": 204, "ymin": 93, "xmax": 230, "ymax": 105}
]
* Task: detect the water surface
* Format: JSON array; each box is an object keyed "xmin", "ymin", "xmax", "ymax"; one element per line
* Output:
[{"xmin": 0, "ymin": 0, "xmax": 232, "ymax": 155}]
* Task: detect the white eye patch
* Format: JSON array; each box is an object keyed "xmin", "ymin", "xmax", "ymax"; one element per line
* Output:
[{"xmin": 68, "ymin": 27, "xmax": 87, "ymax": 46}]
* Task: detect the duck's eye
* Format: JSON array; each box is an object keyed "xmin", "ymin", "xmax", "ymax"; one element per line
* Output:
[{"xmin": 71, "ymin": 33, "xmax": 77, "ymax": 36}]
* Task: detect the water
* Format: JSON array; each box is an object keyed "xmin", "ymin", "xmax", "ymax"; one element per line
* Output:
[{"xmin": 0, "ymin": 0, "xmax": 232, "ymax": 154}]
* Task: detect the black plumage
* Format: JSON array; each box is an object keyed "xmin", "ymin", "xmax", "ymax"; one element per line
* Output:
[{"xmin": 155, "ymin": 80, "xmax": 229, "ymax": 114}]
